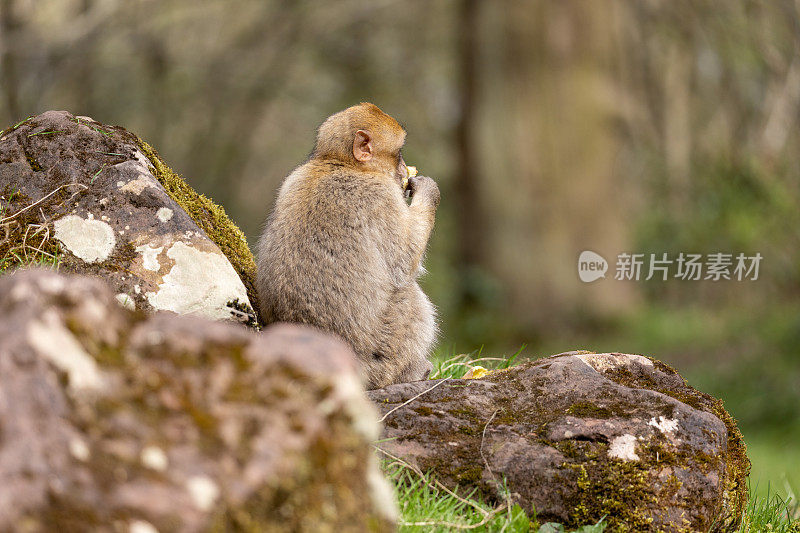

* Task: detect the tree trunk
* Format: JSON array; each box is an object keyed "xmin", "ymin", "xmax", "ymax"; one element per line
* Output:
[{"xmin": 453, "ymin": 0, "xmax": 484, "ymax": 301}]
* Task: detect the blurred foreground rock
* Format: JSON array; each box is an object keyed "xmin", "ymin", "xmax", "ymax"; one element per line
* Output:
[
  {"xmin": 0, "ymin": 111, "xmax": 257, "ymax": 323},
  {"xmin": 369, "ymin": 351, "xmax": 749, "ymax": 532},
  {"xmin": 0, "ymin": 269, "xmax": 395, "ymax": 532}
]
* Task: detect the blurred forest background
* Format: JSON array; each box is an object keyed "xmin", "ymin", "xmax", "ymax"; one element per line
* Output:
[{"xmin": 1, "ymin": 0, "xmax": 798, "ymax": 502}]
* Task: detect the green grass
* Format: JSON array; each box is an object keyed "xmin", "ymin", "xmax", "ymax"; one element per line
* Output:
[
  {"xmin": 27, "ymin": 129, "xmax": 66, "ymax": 137},
  {"xmin": 430, "ymin": 345, "xmax": 525, "ymax": 380},
  {"xmin": 387, "ymin": 459, "xmax": 606, "ymax": 532},
  {"xmin": 0, "ymin": 192, "xmax": 62, "ymax": 274},
  {"xmin": 0, "ymin": 246, "xmax": 61, "ymax": 273},
  {"xmin": 745, "ymin": 430, "xmax": 800, "ymax": 504},
  {"xmin": 389, "ymin": 444, "xmax": 798, "ymax": 532},
  {"xmin": 738, "ymin": 485, "xmax": 799, "ymax": 532}
]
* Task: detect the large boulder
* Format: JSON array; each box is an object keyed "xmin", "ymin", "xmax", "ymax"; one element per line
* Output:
[
  {"xmin": 369, "ymin": 351, "xmax": 749, "ymax": 532},
  {"xmin": 0, "ymin": 111, "xmax": 258, "ymax": 323},
  {"xmin": 0, "ymin": 269, "xmax": 395, "ymax": 532}
]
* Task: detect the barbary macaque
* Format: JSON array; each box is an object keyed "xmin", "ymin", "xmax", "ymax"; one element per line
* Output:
[{"xmin": 256, "ymin": 103, "xmax": 439, "ymax": 389}]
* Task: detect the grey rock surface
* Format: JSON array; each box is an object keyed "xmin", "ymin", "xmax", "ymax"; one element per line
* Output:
[
  {"xmin": 369, "ymin": 351, "xmax": 749, "ymax": 532},
  {"xmin": 0, "ymin": 269, "xmax": 395, "ymax": 532}
]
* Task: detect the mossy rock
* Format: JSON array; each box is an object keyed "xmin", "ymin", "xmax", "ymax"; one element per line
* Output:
[
  {"xmin": 0, "ymin": 269, "xmax": 393, "ymax": 530},
  {"xmin": 369, "ymin": 351, "xmax": 750, "ymax": 532},
  {"xmin": 0, "ymin": 111, "xmax": 259, "ymax": 324}
]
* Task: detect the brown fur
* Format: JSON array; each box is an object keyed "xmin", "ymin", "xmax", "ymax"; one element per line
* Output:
[{"xmin": 256, "ymin": 103, "xmax": 439, "ymax": 389}]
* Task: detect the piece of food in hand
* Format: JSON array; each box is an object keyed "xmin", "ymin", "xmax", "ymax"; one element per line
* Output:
[
  {"xmin": 402, "ymin": 164, "xmax": 418, "ymax": 191},
  {"xmin": 463, "ymin": 365, "xmax": 491, "ymax": 379}
]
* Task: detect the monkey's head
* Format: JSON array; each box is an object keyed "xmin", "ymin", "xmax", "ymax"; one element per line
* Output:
[{"xmin": 313, "ymin": 102, "xmax": 409, "ymax": 187}]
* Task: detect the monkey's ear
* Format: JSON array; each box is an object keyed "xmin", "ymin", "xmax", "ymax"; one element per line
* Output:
[{"xmin": 353, "ymin": 130, "xmax": 373, "ymax": 162}]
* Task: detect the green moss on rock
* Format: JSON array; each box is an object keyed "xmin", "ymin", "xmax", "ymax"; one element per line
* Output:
[
  {"xmin": 566, "ymin": 401, "xmax": 613, "ymax": 419},
  {"xmin": 564, "ymin": 459, "xmax": 660, "ymax": 532},
  {"xmin": 599, "ymin": 355, "xmax": 750, "ymax": 530}
]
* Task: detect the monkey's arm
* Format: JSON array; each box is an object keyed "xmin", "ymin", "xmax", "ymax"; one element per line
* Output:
[{"xmin": 404, "ymin": 175, "xmax": 440, "ymax": 275}]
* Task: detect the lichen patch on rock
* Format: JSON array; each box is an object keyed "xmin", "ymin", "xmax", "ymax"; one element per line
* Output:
[
  {"xmin": 648, "ymin": 415, "xmax": 680, "ymax": 434},
  {"xmin": 141, "ymin": 446, "xmax": 168, "ymax": 472},
  {"xmin": 136, "ymin": 244, "xmax": 164, "ymax": 272},
  {"xmin": 608, "ymin": 434, "xmax": 641, "ymax": 461},
  {"xmin": 115, "ymin": 293, "xmax": 136, "ymax": 310},
  {"xmin": 119, "ymin": 170, "xmax": 156, "ymax": 195},
  {"xmin": 145, "ymin": 241, "xmax": 249, "ymax": 320},
  {"xmin": 129, "ymin": 520, "xmax": 159, "ymax": 533},
  {"xmin": 27, "ymin": 312, "xmax": 104, "ymax": 392},
  {"xmin": 575, "ymin": 352, "xmax": 654, "ymax": 373},
  {"xmin": 54, "ymin": 215, "xmax": 116, "ymax": 263},
  {"xmin": 69, "ymin": 438, "xmax": 91, "ymax": 462},
  {"xmin": 156, "ymin": 207, "xmax": 173, "ymax": 222},
  {"xmin": 186, "ymin": 476, "xmax": 220, "ymax": 511}
]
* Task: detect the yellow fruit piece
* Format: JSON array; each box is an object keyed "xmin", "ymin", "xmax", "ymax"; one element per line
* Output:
[
  {"xmin": 463, "ymin": 365, "xmax": 491, "ymax": 379},
  {"xmin": 402, "ymin": 164, "xmax": 417, "ymax": 191}
]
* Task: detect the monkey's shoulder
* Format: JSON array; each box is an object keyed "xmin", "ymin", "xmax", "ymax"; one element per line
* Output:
[{"xmin": 281, "ymin": 162, "xmax": 401, "ymax": 211}]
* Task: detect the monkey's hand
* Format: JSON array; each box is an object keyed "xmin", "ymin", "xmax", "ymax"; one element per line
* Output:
[
  {"xmin": 405, "ymin": 175, "xmax": 439, "ymax": 273},
  {"xmin": 408, "ymin": 175, "xmax": 440, "ymax": 208}
]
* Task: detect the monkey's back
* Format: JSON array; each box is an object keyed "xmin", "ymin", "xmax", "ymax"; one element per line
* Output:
[{"xmin": 256, "ymin": 161, "xmax": 405, "ymax": 357}]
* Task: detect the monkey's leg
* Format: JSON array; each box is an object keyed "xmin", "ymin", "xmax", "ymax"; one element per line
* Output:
[{"xmin": 366, "ymin": 283, "xmax": 436, "ymax": 388}]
